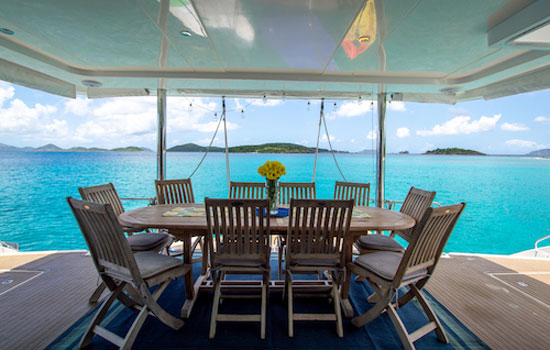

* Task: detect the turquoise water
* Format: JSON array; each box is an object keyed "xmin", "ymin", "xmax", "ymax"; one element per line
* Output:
[{"xmin": 1, "ymin": 151, "xmax": 549, "ymax": 254}]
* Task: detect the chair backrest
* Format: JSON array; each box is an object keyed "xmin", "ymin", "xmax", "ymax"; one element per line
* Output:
[
  {"xmin": 230, "ymin": 181, "xmax": 265, "ymax": 199},
  {"xmin": 79, "ymin": 183, "xmax": 125, "ymax": 216},
  {"xmin": 395, "ymin": 187, "xmax": 436, "ymax": 241},
  {"xmin": 393, "ymin": 203, "xmax": 465, "ymax": 287},
  {"xmin": 205, "ymin": 198, "xmax": 271, "ymax": 267},
  {"xmin": 286, "ymin": 199, "xmax": 354, "ymax": 265},
  {"xmin": 279, "ymin": 182, "xmax": 316, "ymax": 205},
  {"xmin": 155, "ymin": 178, "xmax": 195, "ymax": 204},
  {"xmin": 67, "ymin": 197, "xmax": 142, "ymax": 284},
  {"xmin": 334, "ymin": 181, "xmax": 370, "ymax": 206}
]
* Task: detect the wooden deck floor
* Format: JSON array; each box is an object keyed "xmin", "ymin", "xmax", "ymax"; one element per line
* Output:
[{"xmin": 1, "ymin": 252, "xmax": 550, "ymax": 349}]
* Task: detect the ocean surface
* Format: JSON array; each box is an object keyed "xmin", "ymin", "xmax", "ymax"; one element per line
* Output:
[{"xmin": 1, "ymin": 151, "xmax": 549, "ymax": 255}]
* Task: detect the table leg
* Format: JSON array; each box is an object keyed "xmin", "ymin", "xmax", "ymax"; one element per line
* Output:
[
  {"xmin": 340, "ymin": 240, "xmax": 354, "ymax": 318},
  {"xmin": 180, "ymin": 234, "xmax": 197, "ymax": 318}
]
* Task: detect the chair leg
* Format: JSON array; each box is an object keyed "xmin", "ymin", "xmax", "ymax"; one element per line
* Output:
[
  {"xmin": 80, "ymin": 283, "xmax": 125, "ymax": 348},
  {"xmin": 351, "ymin": 285, "xmax": 394, "ymax": 328},
  {"xmin": 410, "ymin": 284, "xmax": 449, "ymax": 344},
  {"xmin": 209, "ymin": 272, "xmax": 222, "ymax": 339},
  {"xmin": 261, "ymin": 272, "xmax": 268, "ymax": 340},
  {"xmin": 286, "ymin": 271, "xmax": 294, "ymax": 337},
  {"xmin": 386, "ymin": 303, "xmax": 415, "ymax": 350},
  {"xmin": 121, "ymin": 304, "xmax": 151, "ymax": 350},
  {"xmin": 140, "ymin": 281, "xmax": 184, "ymax": 330},
  {"xmin": 331, "ymin": 273, "xmax": 343, "ymax": 338},
  {"xmin": 278, "ymin": 241, "xmax": 284, "ymax": 280},
  {"xmin": 89, "ymin": 281, "xmax": 106, "ymax": 303}
]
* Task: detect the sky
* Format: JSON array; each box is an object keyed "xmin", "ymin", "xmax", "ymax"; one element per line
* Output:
[{"xmin": 0, "ymin": 81, "xmax": 549, "ymax": 154}]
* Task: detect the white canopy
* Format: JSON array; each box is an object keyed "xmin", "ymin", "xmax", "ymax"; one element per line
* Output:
[{"xmin": 0, "ymin": 0, "xmax": 548, "ymax": 102}]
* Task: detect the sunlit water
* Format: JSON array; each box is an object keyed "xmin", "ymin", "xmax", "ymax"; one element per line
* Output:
[{"xmin": 1, "ymin": 151, "xmax": 549, "ymax": 254}]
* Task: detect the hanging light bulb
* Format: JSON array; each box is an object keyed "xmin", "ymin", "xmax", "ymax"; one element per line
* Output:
[
  {"xmin": 307, "ymin": 101, "xmax": 311, "ymax": 111},
  {"xmin": 358, "ymin": 96, "xmax": 362, "ymax": 104},
  {"xmin": 263, "ymin": 95, "xmax": 267, "ymax": 104},
  {"xmin": 188, "ymin": 101, "xmax": 193, "ymax": 111},
  {"xmin": 282, "ymin": 92, "xmax": 286, "ymax": 101},
  {"xmin": 370, "ymin": 100, "xmax": 374, "ymax": 111},
  {"xmin": 333, "ymin": 102, "xmax": 337, "ymax": 111},
  {"xmin": 241, "ymin": 109, "xmax": 245, "ymax": 119}
]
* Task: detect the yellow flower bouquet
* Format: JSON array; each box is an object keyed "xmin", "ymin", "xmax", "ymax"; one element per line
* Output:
[{"xmin": 258, "ymin": 161, "xmax": 286, "ymax": 213}]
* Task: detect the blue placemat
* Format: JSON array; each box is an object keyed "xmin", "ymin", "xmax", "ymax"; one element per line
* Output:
[{"xmin": 256, "ymin": 207, "xmax": 289, "ymax": 217}]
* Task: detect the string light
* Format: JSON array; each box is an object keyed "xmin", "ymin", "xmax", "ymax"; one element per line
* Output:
[
  {"xmin": 358, "ymin": 96, "xmax": 362, "ymax": 104},
  {"xmin": 307, "ymin": 101, "xmax": 311, "ymax": 111},
  {"xmin": 188, "ymin": 102, "xmax": 193, "ymax": 111},
  {"xmin": 282, "ymin": 92, "xmax": 286, "ymax": 101},
  {"xmin": 370, "ymin": 100, "xmax": 374, "ymax": 111},
  {"xmin": 241, "ymin": 109, "xmax": 245, "ymax": 119},
  {"xmin": 333, "ymin": 101, "xmax": 337, "ymax": 111},
  {"xmin": 263, "ymin": 95, "xmax": 267, "ymax": 104}
]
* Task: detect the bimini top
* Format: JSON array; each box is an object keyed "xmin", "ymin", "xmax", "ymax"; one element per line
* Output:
[{"xmin": 0, "ymin": 0, "xmax": 548, "ymax": 103}]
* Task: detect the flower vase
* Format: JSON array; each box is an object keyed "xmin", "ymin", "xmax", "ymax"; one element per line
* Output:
[{"xmin": 265, "ymin": 179, "xmax": 279, "ymax": 215}]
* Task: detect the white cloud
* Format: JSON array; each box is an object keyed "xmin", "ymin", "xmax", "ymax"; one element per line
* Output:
[
  {"xmin": 72, "ymin": 96, "xmax": 231, "ymax": 146},
  {"xmin": 0, "ymin": 96, "xmax": 60, "ymax": 137},
  {"xmin": 388, "ymin": 101, "xmax": 406, "ymax": 112},
  {"xmin": 505, "ymin": 139, "xmax": 548, "ymax": 149},
  {"xmin": 417, "ymin": 114, "xmax": 501, "ymax": 136},
  {"xmin": 328, "ymin": 101, "xmax": 371, "ymax": 119},
  {"xmin": 321, "ymin": 134, "xmax": 337, "ymax": 142},
  {"xmin": 366, "ymin": 130, "xmax": 377, "ymax": 140},
  {"xmin": 396, "ymin": 127, "xmax": 410, "ymax": 138},
  {"xmin": 535, "ymin": 116, "xmax": 550, "ymax": 123},
  {"xmin": 501, "ymin": 122, "xmax": 528, "ymax": 131},
  {"xmin": 64, "ymin": 97, "xmax": 91, "ymax": 116},
  {"xmin": 0, "ymin": 82, "xmax": 15, "ymax": 107},
  {"xmin": 245, "ymin": 98, "xmax": 283, "ymax": 107}
]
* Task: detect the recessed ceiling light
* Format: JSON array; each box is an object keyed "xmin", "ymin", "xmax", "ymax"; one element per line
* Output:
[
  {"xmin": 0, "ymin": 28, "xmax": 14, "ymax": 35},
  {"xmin": 180, "ymin": 30, "xmax": 192, "ymax": 37},
  {"xmin": 82, "ymin": 79, "xmax": 103, "ymax": 88},
  {"xmin": 440, "ymin": 86, "xmax": 461, "ymax": 94}
]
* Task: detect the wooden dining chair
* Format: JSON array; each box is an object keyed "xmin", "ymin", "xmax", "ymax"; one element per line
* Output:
[
  {"xmin": 355, "ymin": 187, "xmax": 436, "ymax": 254},
  {"xmin": 278, "ymin": 182, "xmax": 316, "ymax": 279},
  {"xmin": 229, "ymin": 181, "xmax": 265, "ymax": 199},
  {"xmin": 285, "ymin": 199, "xmax": 354, "ymax": 338},
  {"xmin": 334, "ymin": 181, "xmax": 371, "ymax": 206},
  {"xmin": 348, "ymin": 203, "xmax": 465, "ymax": 350},
  {"xmin": 79, "ymin": 183, "xmax": 173, "ymax": 303},
  {"xmin": 155, "ymin": 178, "xmax": 204, "ymax": 262},
  {"xmin": 279, "ymin": 182, "xmax": 316, "ymax": 204},
  {"xmin": 155, "ymin": 178, "xmax": 195, "ymax": 205},
  {"xmin": 67, "ymin": 197, "xmax": 191, "ymax": 350},
  {"xmin": 205, "ymin": 198, "xmax": 271, "ymax": 339}
]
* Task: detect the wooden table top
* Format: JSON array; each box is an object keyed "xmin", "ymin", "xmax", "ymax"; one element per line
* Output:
[{"xmin": 119, "ymin": 203, "xmax": 415, "ymax": 236}]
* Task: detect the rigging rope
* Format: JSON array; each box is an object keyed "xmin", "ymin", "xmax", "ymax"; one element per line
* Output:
[
  {"xmin": 222, "ymin": 97, "xmax": 231, "ymax": 196},
  {"xmin": 312, "ymin": 99, "xmax": 324, "ymax": 182},
  {"xmin": 321, "ymin": 101, "xmax": 348, "ymax": 182},
  {"xmin": 187, "ymin": 105, "xmax": 224, "ymax": 179}
]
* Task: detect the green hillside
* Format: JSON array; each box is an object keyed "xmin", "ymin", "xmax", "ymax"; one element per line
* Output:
[
  {"xmin": 425, "ymin": 148, "xmax": 485, "ymax": 155},
  {"xmin": 167, "ymin": 142, "xmax": 343, "ymax": 153}
]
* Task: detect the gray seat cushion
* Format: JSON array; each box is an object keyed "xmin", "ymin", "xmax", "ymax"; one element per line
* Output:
[
  {"xmin": 127, "ymin": 233, "xmax": 171, "ymax": 252},
  {"xmin": 355, "ymin": 234, "xmax": 405, "ymax": 252},
  {"xmin": 354, "ymin": 251, "xmax": 428, "ymax": 282},
  {"xmin": 288, "ymin": 257, "xmax": 340, "ymax": 268},
  {"xmin": 134, "ymin": 251, "xmax": 185, "ymax": 279}
]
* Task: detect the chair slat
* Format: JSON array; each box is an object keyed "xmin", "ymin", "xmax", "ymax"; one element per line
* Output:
[
  {"xmin": 334, "ymin": 181, "xmax": 370, "ymax": 207},
  {"xmin": 155, "ymin": 179, "xmax": 195, "ymax": 205}
]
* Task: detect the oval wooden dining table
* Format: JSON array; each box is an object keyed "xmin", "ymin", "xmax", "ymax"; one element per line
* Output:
[{"xmin": 119, "ymin": 203, "xmax": 415, "ymax": 318}]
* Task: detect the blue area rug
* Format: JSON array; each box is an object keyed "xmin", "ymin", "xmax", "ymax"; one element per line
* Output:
[{"xmin": 47, "ymin": 258, "xmax": 488, "ymax": 349}]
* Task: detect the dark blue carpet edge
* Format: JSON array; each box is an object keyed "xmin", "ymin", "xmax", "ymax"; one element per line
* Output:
[{"xmin": 47, "ymin": 259, "xmax": 489, "ymax": 350}]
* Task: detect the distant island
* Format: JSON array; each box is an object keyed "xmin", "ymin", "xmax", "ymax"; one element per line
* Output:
[
  {"xmin": 399, "ymin": 151, "xmax": 409, "ymax": 154},
  {"xmin": 526, "ymin": 149, "xmax": 550, "ymax": 157},
  {"xmin": 168, "ymin": 142, "xmax": 348, "ymax": 154},
  {"xmin": 0, "ymin": 143, "xmax": 150, "ymax": 152},
  {"xmin": 425, "ymin": 147, "xmax": 485, "ymax": 155}
]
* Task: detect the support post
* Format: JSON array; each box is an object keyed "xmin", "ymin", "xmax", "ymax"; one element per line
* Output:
[
  {"xmin": 376, "ymin": 93, "xmax": 386, "ymax": 208},
  {"xmin": 157, "ymin": 88, "xmax": 167, "ymax": 181},
  {"xmin": 312, "ymin": 98, "xmax": 323, "ymax": 182}
]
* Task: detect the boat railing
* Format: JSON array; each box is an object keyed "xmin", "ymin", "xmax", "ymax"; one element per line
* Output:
[
  {"xmin": 534, "ymin": 235, "xmax": 550, "ymax": 258},
  {"xmin": 120, "ymin": 197, "xmax": 157, "ymax": 206},
  {"xmin": 0, "ymin": 240, "xmax": 19, "ymax": 254},
  {"xmin": 370, "ymin": 199, "xmax": 441, "ymax": 210}
]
